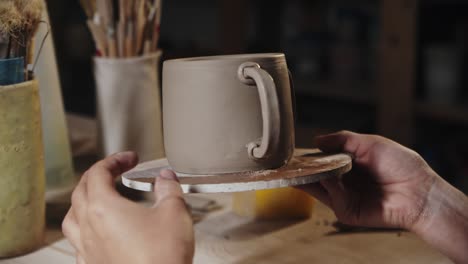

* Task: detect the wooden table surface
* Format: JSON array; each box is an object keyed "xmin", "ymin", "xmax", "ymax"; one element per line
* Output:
[{"xmin": 1, "ymin": 193, "xmax": 452, "ymax": 264}]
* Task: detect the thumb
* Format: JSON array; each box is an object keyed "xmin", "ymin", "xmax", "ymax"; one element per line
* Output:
[
  {"xmin": 314, "ymin": 130, "xmax": 356, "ymax": 153},
  {"xmin": 154, "ymin": 169, "xmax": 185, "ymax": 206}
]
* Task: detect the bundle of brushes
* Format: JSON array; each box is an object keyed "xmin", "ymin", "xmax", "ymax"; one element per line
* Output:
[
  {"xmin": 80, "ymin": 0, "xmax": 162, "ymax": 58},
  {"xmin": 0, "ymin": 0, "xmax": 44, "ymax": 82}
]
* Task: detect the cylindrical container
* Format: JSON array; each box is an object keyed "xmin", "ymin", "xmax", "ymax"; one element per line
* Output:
[
  {"xmin": 163, "ymin": 54, "xmax": 295, "ymax": 174},
  {"xmin": 233, "ymin": 187, "xmax": 314, "ymax": 220},
  {"xmin": 34, "ymin": 4, "xmax": 75, "ymax": 199},
  {"xmin": 0, "ymin": 57, "xmax": 25, "ymax": 85},
  {"xmin": 94, "ymin": 52, "xmax": 165, "ymax": 162},
  {"xmin": 0, "ymin": 80, "xmax": 45, "ymax": 257}
]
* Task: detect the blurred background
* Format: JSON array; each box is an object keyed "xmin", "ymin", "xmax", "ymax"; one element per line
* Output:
[{"xmin": 45, "ymin": 0, "xmax": 468, "ymax": 193}]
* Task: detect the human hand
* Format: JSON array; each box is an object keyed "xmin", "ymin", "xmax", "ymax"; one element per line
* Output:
[
  {"xmin": 300, "ymin": 131, "xmax": 468, "ymax": 263},
  {"xmin": 62, "ymin": 152, "xmax": 194, "ymax": 264},
  {"xmin": 300, "ymin": 131, "xmax": 437, "ymax": 230}
]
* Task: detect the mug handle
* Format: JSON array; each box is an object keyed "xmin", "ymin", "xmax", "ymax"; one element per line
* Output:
[{"xmin": 238, "ymin": 62, "xmax": 281, "ymax": 160}]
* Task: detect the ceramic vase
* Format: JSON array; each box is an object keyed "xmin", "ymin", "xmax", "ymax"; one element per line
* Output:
[
  {"xmin": 0, "ymin": 80, "xmax": 45, "ymax": 257},
  {"xmin": 34, "ymin": 2, "xmax": 75, "ymax": 200},
  {"xmin": 233, "ymin": 188, "xmax": 314, "ymax": 220},
  {"xmin": 94, "ymin": 52, "xmax": 164, "ymax": 162}
]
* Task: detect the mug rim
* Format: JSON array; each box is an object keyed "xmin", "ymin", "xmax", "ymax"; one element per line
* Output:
[{"xmin": 164, "ymin": 53, "xmax": 285, "ymax": 64}]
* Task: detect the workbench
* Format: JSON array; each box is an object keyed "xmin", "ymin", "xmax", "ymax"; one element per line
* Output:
[
  {"xmin": 0, "ymin": 115, "xmax": 454, "ymax": 263},
  {"xmin": 1, "ymin": 193, "xmax": 452, "ymax": 264}
]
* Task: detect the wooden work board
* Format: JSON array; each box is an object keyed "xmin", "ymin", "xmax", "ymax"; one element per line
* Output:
[
  {"xmin": 2, "ymin": 195, "xmax": 452, "ymax": 264},
  {"xmin": 191, "ymin": 194, "xmax": 452, "ymax": 264},
  {"xmin": 122, "ymin": 149, "xmax": 352, "ymax": 193}
]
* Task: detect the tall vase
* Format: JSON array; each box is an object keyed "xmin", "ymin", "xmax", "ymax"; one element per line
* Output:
[
  {"xmin": 0, "ymin": 80, "xmax": 45, "ymax": 257},
  {"xmin": 34, "ymin": 2, "xmax": 75, "ymax": 200},
  {"xmin": 94, "ymin": 52, "xmax": 165, "ymax": 162}
]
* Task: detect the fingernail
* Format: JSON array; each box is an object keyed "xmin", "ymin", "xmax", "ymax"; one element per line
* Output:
[
  {"xmin": 159, "ymin": 169, "xmax": 178, "ymax": 181},
  {"xmin": 114, "ymin": 151, "xmax": 137, "ymax": 166}
]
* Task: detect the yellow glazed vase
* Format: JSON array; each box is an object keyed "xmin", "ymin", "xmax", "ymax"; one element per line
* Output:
[
  {"xmin": 0, "ymin": 80, "xmax": 46, "ymax": 257},
  {"xmin": 233, "ymin": 187, "xmax": 314, "ymax": 220}
]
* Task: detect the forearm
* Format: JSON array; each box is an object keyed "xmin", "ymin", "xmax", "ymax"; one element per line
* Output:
[{"xmin": 412, "ymin": 173, "xmax": 468, "ymax": 264}]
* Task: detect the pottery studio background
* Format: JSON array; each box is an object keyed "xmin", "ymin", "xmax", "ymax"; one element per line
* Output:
[{"xmin": 45, "ymin": 0, "xmax": 468, "ymax": 194}]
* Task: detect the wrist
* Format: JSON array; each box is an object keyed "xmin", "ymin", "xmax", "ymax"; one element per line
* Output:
[
  {"xmin": 408, "ymin": 170, "xmax": 442, "ymax": 234},
  {"xmin": 410, "ymin": 172, "xmax": 468, "ymax": 263},
  {"xmin": 411, "ymin": 174, "xmax": 468, "ymax": 233}
]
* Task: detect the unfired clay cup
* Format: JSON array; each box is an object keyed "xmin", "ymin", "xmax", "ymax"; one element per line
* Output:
[{"xmin": 163, "ymin": 53, "xmax": 295, "ymax": 174}]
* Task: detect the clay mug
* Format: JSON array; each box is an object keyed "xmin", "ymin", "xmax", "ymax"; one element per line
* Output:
[{"xmin": 163, "ymin": 53, "xmax": 295, "ymax": 174}]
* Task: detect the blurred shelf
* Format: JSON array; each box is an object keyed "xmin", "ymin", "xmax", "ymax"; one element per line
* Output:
[
  {"xmin": 415, "ymin": 102, "xmax": 468, "ymax": 126},
  {"xmin": 422, "ymin": 0, "xmax": 468, "ymax": 6},
  {"xmin": 295, "ymin": 98, "xmax": 375, "ymax": 134},
  {"xmin": 294, "ymin": 80, "xmax": 376, "ymax": 106}
]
